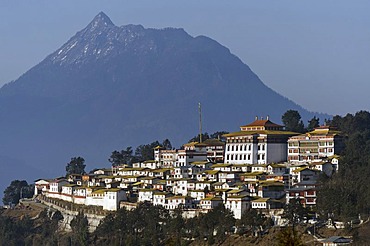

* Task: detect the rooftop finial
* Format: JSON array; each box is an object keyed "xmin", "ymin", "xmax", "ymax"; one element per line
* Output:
[
  {"xmin": 267, "ymin": 115, "xmax": 269, "ymax": 120},
  {"xmin": 255, "ymin": 116, "xmax": 258, "ymax": 121}
]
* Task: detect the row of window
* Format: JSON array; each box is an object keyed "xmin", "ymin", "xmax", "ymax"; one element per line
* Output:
[
  {"xmin": 226, "ymin": 154, "xmax": 251, "ymax": 161},
  {"xmin": 227, "ymin": 138, "xmax": 264, "ymax": 143},
  {"xmin": 225, "ymin": 154, "xmax": 266, "ymax": 161},
  {"xmin": 226, "ymin": 144, "xmax": 266, "ymax": 152},
  {"xmin": 289, "ymin": 141, "xmax": 334, "ymax": 147}
]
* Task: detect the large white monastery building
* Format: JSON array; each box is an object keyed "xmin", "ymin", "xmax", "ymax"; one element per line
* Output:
[{"xmin": 224, "ymin": 117, "xmax": 299, "ymax": 165}]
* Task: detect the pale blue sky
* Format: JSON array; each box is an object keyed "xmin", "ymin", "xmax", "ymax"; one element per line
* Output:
[{"xmin": 0, "ymin": 1, "xmax": 369, "ymax": 115}]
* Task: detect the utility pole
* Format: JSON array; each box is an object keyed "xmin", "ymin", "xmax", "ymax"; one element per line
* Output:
[{"xmin": 199, "ymin": 102, "xmax": 202, "ymax": 143}]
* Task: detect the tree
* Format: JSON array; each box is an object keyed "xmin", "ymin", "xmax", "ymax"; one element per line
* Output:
[
  {"xmin": 282, "ymin": 110, "xmax": 305, "ymax": 133},
  {"xmin": 237, "ymin": 208, "xmax": 273, "ymax": 236},
  {"xmin": 70, "ymin": 211, "xmax": 89, "ymax": 246},
  {"xmin": 306, "ymin": 116, "xmax": 320, "ymax": 131},
  {"xmin": 109, "ymin": 147, "xmax": 138, "ymax": 166},
  {"xmin": 316, "ymin": 111, "xmax": 370, "ymax": 221},
  {"xmin": 121, "ymin": 147, "xmax": 135, "ymax": 165},
  {"xmin": 3, "ymin": 180, "xmax": 33, "ymax": 205},
  {"xmin": 109, "ymin": 147, "xmax": 136, "ymax": 166},
  {"xmin": 135, "ymin": 141, "xmax": 161, "ymax": 162},
  {"xmin": 196, "ymin": 204, "xmax": 235, "ymax": 243},
  {"xmin": 0, "ymin": 214, "xmax": 34, "ymax": 245},
  {"xmin": 276, "ymin": 227, "xmax": 304, "ymax": 246},
  {"xmin": 283, "ymin": 198, "xmax": 308, "ymax": 227},
  {"xmin": 65, "ymin": 157, "xmax": 86, "ymax": 176},
  {"xmin": 210, "ymin": 131, "xmax": 229, "ymax": 140},
  {"xmin": 167, "ymin": 207, "xmax": 185, "ymax": 245},
  {"xmin": 162, "ymin": 139, "xmax": 172, "ymax": 150},
  {"xmin": 282, "ymin": 198, "xmax": 308, "ymax": 245},
  {"xmin": 188, "ymin": 132, "xmax": 210, "ymax": 143}
]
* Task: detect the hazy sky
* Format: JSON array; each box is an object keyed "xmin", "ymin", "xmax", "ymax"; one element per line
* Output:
[{"xmin": 0, "ymin": 1, "xmax": 369, "ymax": 115}]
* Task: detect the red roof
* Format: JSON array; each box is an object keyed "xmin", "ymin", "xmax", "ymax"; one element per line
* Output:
[{"xmin": 241, "ymin": 119, "xmax": 282, "ymax": 128}]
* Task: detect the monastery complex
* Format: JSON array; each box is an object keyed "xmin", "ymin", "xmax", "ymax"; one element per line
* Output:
[{"xmin": 34, "ymin": 117, "xmax": 344, "ymax": 220}]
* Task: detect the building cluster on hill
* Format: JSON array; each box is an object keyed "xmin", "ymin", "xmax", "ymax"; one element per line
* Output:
[{"xmin": 34, "ymin": 117, "xmax": 344, "ymax": 220}]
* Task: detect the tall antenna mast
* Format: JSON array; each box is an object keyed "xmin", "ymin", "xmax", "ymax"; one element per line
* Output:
[{"xmin": 199, "ymin": 102, "xmax": 202, "ymax": 143}]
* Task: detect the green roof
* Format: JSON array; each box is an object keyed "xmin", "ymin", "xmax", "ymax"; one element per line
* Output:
[
  {"xmin": 250, "ymin": 164, "xmax": 267, "ymax": 168},
  {"xmin": 153, "ymin": 192, "xmax": 170, "ymax": 196},
  {"xmin": 190, "ymin": 161, "xmax": 211, "ymax": 165},
  {"xmin": 215, "ymin": 189, "xmax": 230, "ymax": 192},
  {"xmin": 268, "ymin": 163, "xmax": 287, "ymax": 168},
  {"xmin": 259, "ymin": 181, "xmax": 284, "ymax": 187},
  {"xmin": 202, "ymin": 196, "xmax": 223, "ymax": 201},
  {"xmin": 141, "ymin": 176, "xmax": 157, "ymax": 180},
  {"xmin": 227, "ymin": 189, "xmax": 246, "ymax": 194},
  {"xmin": 227, "ymin": 195, "xmax": 249, "ymax": 199},
  {"xmin": 205, "ymin": 170, "xmax": 219, "ymax": 175},
  {"xmin": 292, "ymin": 167, "xmax": 309, "ymax": 173},
  {"xmin": 211, "ymin": 163, "xmax": 232, "ymax": 168},
  {"xmin": 167, "ymin": 196, "xmax": 193, "ymax": 200},
  {"xmin": 191, "ymin": 189, "xmax": 206, "ymax": 192},
  {"xmin": 152, "ymin": 168, "xmax": 172, "ymax": 173},
  {"xmin": 252, "ymin": 198, "xmax": 270, "ymax": 202},
  {"xmin": 92, "ymin": 188, "xmax": 121, "ymax": 194},
  {"xmin": 105, "ymin": 188, "xmax": 121, "ymax": 192},
  {"xmin": 138, "ymin": 188, "xmax": 156, "ymax": 192},
  {"xmin": 240, "ymin": 172, "xmax": 265, "ymax": 176},
  {"xmin": 92, "ymin": 189, "xmax": 105, "ymax": 194}
]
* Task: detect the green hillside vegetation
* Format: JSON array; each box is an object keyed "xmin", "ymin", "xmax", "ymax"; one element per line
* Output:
[{"xmin": 317, "ymin": 111, "xmax": 370, "ymax": 221}]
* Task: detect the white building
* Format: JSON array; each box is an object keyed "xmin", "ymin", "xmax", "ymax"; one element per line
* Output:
[
  {"xmin": 34, "ymin": 179, "xmax": 50, "ymax": 195},
  {"xmin": 224, "ymin": 117, "xmax": 298, "ymax": 165},
  {"xmin": 153, "ymin": 191, "xmax": 172, "ymax": 207},
  {"xmin": 85, "ymin": 188, "xmax": 127, "ymax": 211},
  {"xmin": 224, "ymin": 195, "xmax": 250, "ymax": 219},
  {"xmin": 202, "ymin": 138, "xmax": 225, "ymax": 163},
  {"xmin": 138, "ymin": 189, "xmax": 156, "ymax": 203},
  {"xmin": 176, "ymin": 142, "xmax": 208, "ymax": 167},
  {"xmin": 166, "ymin": 196, "xmax": 195, "ymax": 210},
  {"xmin": 200, "ymin": 196, "xmax": 223, "ymax": 210},
  {"xmin": 48, "ymin": 179, "xmax": 69, "ymax": 195},
  {"xmin": 154, "ymin": 147, "xmax": 177, "ymax": 168},
  {"xmin": 288, "ymin": 126, "xmax": 344, "ymax": 163}
]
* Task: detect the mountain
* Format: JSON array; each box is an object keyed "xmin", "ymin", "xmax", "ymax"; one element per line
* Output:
[{"xmin": 0, "ymin": 12, "xmax": 328, "ymax": 200}]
